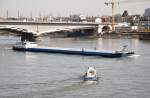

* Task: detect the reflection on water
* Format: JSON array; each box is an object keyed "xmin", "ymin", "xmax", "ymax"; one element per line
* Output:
[
  {"xmin": 0, "ymin": 35, "xmax": 150, "ymax": 98},
  {"xmin": 25, "ymin": 52, "xmax": 39, "ymax": 65}
]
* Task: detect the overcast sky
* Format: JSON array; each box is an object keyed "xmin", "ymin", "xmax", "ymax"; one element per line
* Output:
[{"xmin": 0, "ymin": 0, "xmax": 150, "ymax": 18}]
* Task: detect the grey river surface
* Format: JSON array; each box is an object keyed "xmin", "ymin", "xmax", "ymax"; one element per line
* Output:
[{"xmin": 0, "ymin": 35, "xmax": 150, "ymax": 98}]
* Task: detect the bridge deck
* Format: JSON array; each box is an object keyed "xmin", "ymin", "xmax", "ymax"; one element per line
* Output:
[{"xmin": 0, "ymin": 21, "xmax": 99, "ymax": 26}]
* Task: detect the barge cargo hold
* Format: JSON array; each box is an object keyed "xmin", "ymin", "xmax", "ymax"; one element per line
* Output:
[{"xmin": 12, "ymin": 41, "xmax": 134, "ymax": 58}]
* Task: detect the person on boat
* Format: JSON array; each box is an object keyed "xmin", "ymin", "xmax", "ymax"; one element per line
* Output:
[
  {"xmin": 115, "ymin": 45, "xmax": 128, "ymax": 53},
  {"xmin": 82, "ymin": 48, "xmax": 84, "ymax": 52},
  {"xmin": 121, "ymin": 45, "xmax": 128, "ymax": 52}
]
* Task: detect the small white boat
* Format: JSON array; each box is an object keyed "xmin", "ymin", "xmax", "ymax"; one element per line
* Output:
[{"xmin": 83, "ymin": 67, "xmax": 97, "ymax": 81}]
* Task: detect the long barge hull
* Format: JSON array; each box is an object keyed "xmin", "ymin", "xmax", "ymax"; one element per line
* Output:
[{"xmin": 13, "ymin": 46, "xmax": 133, "ymax": 58}]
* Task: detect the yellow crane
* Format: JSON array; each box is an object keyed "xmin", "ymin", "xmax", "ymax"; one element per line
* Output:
[
  {"xmin": 105, "ymin": 0, "xmax": 118, "ymax": 32},
  {"xmin": 104, "ymin": 0, "xmax": 149, "ymax": 32}
]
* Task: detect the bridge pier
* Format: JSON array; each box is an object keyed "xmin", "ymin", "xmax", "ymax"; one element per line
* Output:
[
  {"xmin": 21, "ymin": 32, "xmax": 38, "ymax": 41},
  {"xmin": 97, "ymin": 24, "xmax": 113, "ymax": 34}
]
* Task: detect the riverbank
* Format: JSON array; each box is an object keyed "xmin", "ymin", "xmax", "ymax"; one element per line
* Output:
[{"xmin": 99, "ymin": 32, "xmax": 139, "ymax": 39}]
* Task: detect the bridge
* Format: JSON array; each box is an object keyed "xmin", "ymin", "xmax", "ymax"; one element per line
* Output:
[
  {"xmin": 0, "ymin": 21, "xmax": 99, "ymax": 26},
  {"xmin": 0, "ymin": 21, "xmax": 116, "ymax": 37}
]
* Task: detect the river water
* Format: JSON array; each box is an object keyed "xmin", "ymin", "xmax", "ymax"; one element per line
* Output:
[{"xmin": 0, "ymin": 34, "xmax": 150, "ymax": 98}]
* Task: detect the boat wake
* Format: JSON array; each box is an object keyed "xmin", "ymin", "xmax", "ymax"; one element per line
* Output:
[
  {"xmin": 127, "ymin": 54, "xmax": 140, "ymax": 58},
  {"xmin": 5, "ymin": 47, "xmax": 12, "ymax": 50}
]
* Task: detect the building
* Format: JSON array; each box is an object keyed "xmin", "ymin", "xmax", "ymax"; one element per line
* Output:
[
  {"xmin": 138, "ymin": 8, "xmax": 150, "ymax": 30},
  {"xmin": 139, "ymin": 17, "xmax": 150, "ymax": 30},
  {"xmin": 143, "ymin": 8, "xmax": 150, "ymax": 17},
  {"xmin": 70, "ymin": 15, "xmax": 81, "ymax": 22},
  {"xmin": 0, "ymin": 17, "xmax": 6, "ymax": 21}
]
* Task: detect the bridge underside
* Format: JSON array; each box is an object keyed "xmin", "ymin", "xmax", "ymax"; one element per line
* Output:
[
  {"xmin": 0, "ymin": 22, "xmax": 98, "ymax": 41},
  {"xmin": 41, "ymin": 27, "xmax": 97, "ymax": 38}
]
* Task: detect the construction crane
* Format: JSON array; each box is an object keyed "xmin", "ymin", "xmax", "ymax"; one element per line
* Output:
[
  {"xmin": 105, "ymin": 0, "xmax": 119, "ymax": 32},
  {"xmin": 104, "ymin": 0, "xmax": 149, "ymax": 32}
]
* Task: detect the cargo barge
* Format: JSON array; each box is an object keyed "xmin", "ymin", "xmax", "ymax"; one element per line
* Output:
[{"xmin": 12, "ymin": 41, "xmax": 134, "ymax": 58}]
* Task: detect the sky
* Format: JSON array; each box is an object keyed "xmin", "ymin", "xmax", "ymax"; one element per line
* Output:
[{"xmin": 0, "ymin": 0, "xmax": 150, "ymax": 18}]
